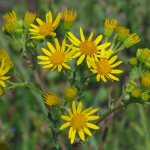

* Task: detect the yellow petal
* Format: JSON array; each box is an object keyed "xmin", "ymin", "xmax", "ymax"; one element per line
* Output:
[
  {"xmin": 83, "ymin": 127, "xmax": 92, "ymax": 136},
  {"xmin": 73, "ymin": 52, "xmax": 82, "ymax": 58},
  {"xmin": 80, "ymin": 27, "xmax": 85, "ymax": 41},
  {"xmin": 96, "ymin": 74, "xmax": 101, "ymax": 81},
  {"xmin": 67, "ymin": 37, "xmax": 79, "ymax": 47},
  {"xmin": 36, "ymin": 18, "xmax": 43, "ymax": 25},
  {"xmin": 109, "ymin": 55, "xmax": 118, "ymax": 64},
  {"xmin": 58, "ymin": 65, "xmax": 62, "ymax": 72},
  {"xmin": 37, "ymin": 56, "xmax": 49, "ymax": 61},
  {"xmin": 60, "ymin": 122, "xmax": 71, "ymax": 130},
  {"xmin": 88, "ymin": 32, "xmax": 94, "ymax": 41},
  {"xmin": 97, "ymin": 42, "xmax": 111, "ymax": 50},
  {"xmin": 111, "ymin": 69, "xmax": 123, "ymax": 74},
  {"xmin": 62, "ymin": 63, "xmax": 70, "ymax": 69},
  {"xmin": 61, "ymin": 39, "xmax": 66, "ymax": 52},
  {"xmin": 55, "ymin": 38, "xmax": 60, "ymax": 51},
  {"xmin": 101, "ymin": 75, "xmax": 107, "ymax": 82},
  {"xmin": 52, "ymin": 13, "xmax": 61, "ymax": 28},
  {"xmin": 86, "ymin": 123, "xmax": 99, "ymax": 130},
  {"xmin": 30, "ymin": 24, "xmax": 39, "ymax": 29},
  {"xmin": 108, "ymin": 74, "xmax": 119, "ymax": 81},
  {"xmin": 1, "ymin": 66, "xmax": 10, "ymax": 75},
  {"xmin": 68, "ymin": 109, "xmax": 73, "ymax": 117},
  {"xmin": 47, "ymin": 42, "xmax": 56, "ymax": 52},
  {"xmin": 1, "ymin": 76, "xmax": 10, "ymax": 80},
  {"xmin": 78, "ymin": 129, "xmax": 85, "ymax": 141},
  {"xmin": 70, "ymin": 129, "xmax": 76, "ymax": 144},
  {"xmin": 61, "ymin": 115, "xmax": 71, "ymax": 121},
  {"xmin": 38, "ymin": 61, "xmax": 51, "ymax": 65},
  {"xmin": 46, "ymin": 11, "xmax": 52, "ymax": 23},
  {"xmin": 43, "ymin": 64, "xmax": 53, "ymax": 68},
  {"xmin": 77, "ymin": 102, "xmax": 82, "ymax": 113},
  {"xmin": 111, "ymin": 61, "xmax": 122, "ymax": 68},
  {"xmin": 72, "ymin": 101, "xmax": 77, "ymax": 114},
  {"xmin": 94, "ymin": 34, "xmax": 103, "ymax": 45},
  {"xmin": 68, "ymin": 32, "xmax": 81, "ymax": 44},
  {"xmin": 41, "ymin": 48, "xmax": 51, "ymax": 56},
  {"xmin": 82, "ymin": 107, "xmax": 92, "ymax": 114},
  {"xmin": 69, "ymin": 127, "xmax": 73, "ymax": 139},
  {"xmin": 0, "ymin": 81, "xmax": 6, "ymax": 87},
  {"xmin": 87, "ymin": 116, "xmax": 100, "ymax": 121},
  {"xmin": 77, "ymin": 54, "xmax": 85, "ymax": 65},
  {"xmin": 85, "ymin": 108, "xmax": 99, "ymax": 117}
]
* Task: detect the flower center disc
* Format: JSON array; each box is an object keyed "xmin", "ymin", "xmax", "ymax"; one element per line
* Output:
[
  {"xmin": 49, "ymin": 52, "xmax": 65, "ymax": 65},
  {"xmin": 80, "ymin": 40, "xmax": 97, "ymax": 56},
  {"xmin": 71, "ymin": 114, "xmax": 86, "ymax": 130},
  {"xmin": 39, "ymin": 23, "xmax": 53, "ymax": 36},
  {"xmin": 96, "ymin": 59, "xmax": 111, "ymax": 75}
]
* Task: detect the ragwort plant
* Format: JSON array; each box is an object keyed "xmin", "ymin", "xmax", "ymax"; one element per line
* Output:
[{"xmin": 0, "ymin": 8, "xmax": 150, "ymax": 149}]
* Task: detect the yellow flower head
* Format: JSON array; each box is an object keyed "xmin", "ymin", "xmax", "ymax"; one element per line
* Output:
[
  {"xmin": 62, "ymin": 8, "xmax": 77, "ymax": 30},
  {"xmin": 67, "ymin": 27, "xmax": 111, "ymax": 65},
  {"xmin": 2, "ymin": 11, "xmax": 19, "ymax": 33},
  {"xmin": 141, "ymin": 72, "xmax": 150, "ymax": 88},
  {"xmin": 65, "ymin": 85, "xmax": 78, "ymax": 101},
  {"xmin": 116, "ymin": 26, "xmax": 130, "ymax": 42},
  {"xmin": 43, "ymin": 92, "xmax": 59, "ymax": 106},
  {"xmin": 88, "ymin": 49, "xmax": 123, "ymax": 82},
  {"xmin": 124, "ymin": 33, "xmax": 140, "ymax": 48},
  {"xmin": 104, "ymin": 18, "xmax": 118, "ymax": 37},
  {"xmin": 37, "ymin": 38, "xmax": 74, "ymax": 72},
  {"xmin": 131, "ymin": 88, "xmax": 141, "ymax": 98},
  {"xmin": 60, "ymin": 101, "xmax": 100, "ymax": 144},
  {"xmin": 141, "ymin": 92, "xmax": 149, "ymax": 101},
  {"xmin": 0, "ymin": 60, "xmax": 10, "ymax": 87},
  {"xmin": 24, "ymin": 11, "xmax": 36, "ymax": 28},
  {"xmin": 128, "ymin": 57, "xmax": 137, "ymax": 66},
  {"xmin": 29, "ymin": 11, "xmax": 61, "ymax": 39},
  {"xmin": 0, "ymin": 49, "xmax": 14, "ymax": 69},
  {"xmin": 136, "ymin": 48, "xmax": 150, "ymax": 63}
]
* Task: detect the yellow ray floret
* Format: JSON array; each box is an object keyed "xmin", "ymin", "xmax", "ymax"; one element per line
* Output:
[
  {"xmin": 37, "ymin": 38, "xmax": 75, "ymax": 72},
  {"xmin": 29, "ymin": 11, "xmax": 61, "ymax": 39},
  {"xmin": 42, "ymin": 92, "xmax": 59, "ymax": 106},
  {"xmin": 60, "ymin": 101, "xmax": 100, "ymax": 144},
  {"xmin": 67, "ymin": 27, "xmax": 111, "ymax": 65},
  {"xmin": 88, "ymin": 49, "xmax": 123, "ymax": 82},
  {"xmin": 0, "ymin": 49, "xmax": 14, "ymax": 69},
  {"xmin": 24, "ymin": 11, "xmax": 36, "ymax": 27},
  {"xmin": 0, "ymin": 60, "xmax": 10, "ymax": 87}
]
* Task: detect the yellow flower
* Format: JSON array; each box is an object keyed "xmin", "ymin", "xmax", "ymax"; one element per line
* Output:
[
  {"xmin": 62, "ymin": 8, "xmax": 77, "ymax": 30},
  {"xmin": 67, "ymin": 27, "xmax": 111, "ymax": 65},
  {"xmin": 104, "ymin": 18, "xmax": 118, "ymax": 37},
  {"xmin": 29, "ymin": 11, "xmax": 61, "ymax": 39},
  {"xmin": 128, "ymin": 57, "xmax": 137, "ymax": 66},
  {"xmin": 65, "ymin": 85, "xmax": 78, "ymax": 101},
  {"xmin": 88, "ymin": 49, "xmax": 123, "ymax": 82},
  {"xmin": 37, "ymin": 38, "xmax": 74, "ymax": 72},
  {"xmin": 136, "ymin": 48, "xmax": 150, "ymax": 63},
  {"xmin": 0, "ymin": 49, "xmax": 14, "ymax": 69},
  {"xmin": 43, "ymin": 92, "xmax": 59, "ymax": 106},
  {"xmin": 124, "ymin": 33, "xmax": 140, "ymax": 48},
  {"xmin": 24, "ymin": 11, "xmax": 36, "ymax": 28},
  {"xmin": 141, "ymin": 92, "xmax": 149, "ymax": 101},
  {"xmin": 0, "ymin": 60, "xmax": 10, "ymax": 87},
  {"xmin": 60, "ymin": 101, "xmax": 100, "ymax": 144},
  {"xmin": 131, "ymin": 88, "xmax": 141, "ymax": 98},
  {"xmin": 141, "ymin": 72, "xmax": 150, "ymax": 88},
  {"xmin": 2, "ymin": 11, "xmax": 18, "ymax": 33},
  {"xmin": 116, "ymin": 26, "xmax": 130, "ymax": 42}
]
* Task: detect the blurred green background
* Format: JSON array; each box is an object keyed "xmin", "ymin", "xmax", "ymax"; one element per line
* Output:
[{"xmin": 0, "ymin": 0, "xmax": 150, "ymax": 150}]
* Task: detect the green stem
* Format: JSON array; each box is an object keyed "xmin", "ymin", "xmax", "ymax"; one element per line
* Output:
[{"xmin": 97, "ymin": 99, "xmax": 145, "ymax": 124}]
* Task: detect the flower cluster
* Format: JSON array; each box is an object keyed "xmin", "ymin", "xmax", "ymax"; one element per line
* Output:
[
  {"xmin": 1, "ymin": 8, "xmax": 148, "ymax": 146},
  {"xmin": 125, "ymin": 48, "xmax": 150, "ymax": 101}
]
